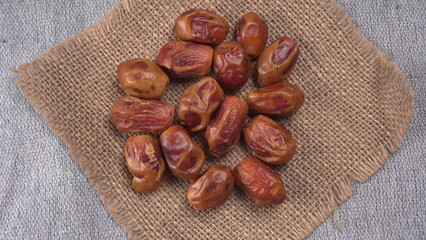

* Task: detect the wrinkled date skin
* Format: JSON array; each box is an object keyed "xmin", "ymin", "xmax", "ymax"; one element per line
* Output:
[
  {"xmin": 255, "ymin": 37, "xmax": 300, "ymax": 86},
  {"xmin": 157, "ymin": 41, "xmax": 214, "ymax": 79},
  {"xmin": 111, "ymin": 96, "xmax": 175, "ymax": 133},
  {"xmin": 160, "ymin": 125, "xmax": 205, "ymax": 180},
  {"xmin": 125, "ymin": 135, "xmax": 166, "ymax": 193},
  {"xmin": 173, "ymin": 9, "xmax": 229, "ymax": 45},
  {"xmin": 205, "ymin": 96, "xmax": 248, "ymax": 157},
  {"xmin": 213, "ymin": 41, "xmax": 252, "ymax": 89},
  {"xmin": 178, "ymin": 77, "xmax": 224, "ymax": 132},
  {"xmin": 243, "ymin": 115, "xmax": 297, "ymax": 164},
  {"xmin": 234, "ymin": 12, "xmax": 268, "ymax": 59},
  {"xmin": 233, "ymin": 157, "xmax": 286, "ymax": 206},
  {"xmin": 247, "ymin": 82, "xmax": 304, "ymax": 116},
  {"xmin": 117, "ymin": 58, "xmax": 169, "ymax": 100},
  {"xmin": 187, "ymin": 165, "xmax": 234, "ymax": 210}
]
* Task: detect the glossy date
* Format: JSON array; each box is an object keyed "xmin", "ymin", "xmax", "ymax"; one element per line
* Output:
[
  {"xmin": 173, "ymin": 9, "xmax": 229, "ymax": 45},
  {"xmin": 255, "ymin": 37, "xmax": 300, "ymax": 86},
  {"xmin": 233, "ymin": 156, "xmax": 286, "ymax": 206},
  {"xmin": 204, "ymin": 96, "xmax": 248, "ymax": 157},
  {"xmin": 243, "ymin": 115, "xmax": 296, "ymax": 164},
  {"xmin": 111, "ymin": 96, "xmax": 175, "ymax": 133},
  {"xmin": 157, "ymin": 41, "xmax": 214, "ymax": 79},
  {"xmin": 178, "ymin": 77, "xmax": 224, "ymax": 132},
  {"xmin": 125, "ymin": 135, "xmax": 166, "ymax": 193},
  {"xmin": 234, "ymin": 12, "xmax": 268, "ymax": 59},
  {"xmin": 213, "ymin": 41, "xmax": 251, "ymax": 89},
  {"xmin": 186, "ymin": 165, "xmax": 234, "ymax": 210},
  {"xmin": 160, "ymin": 125, "xmax": 205, "ymax": 180},
  {"xmin": 116, "ymin": 58, "xmax": 169, "ymax": 100},
  {"xmin": 246, "ymin": 82, "xmax": 304, "ymax": 116}
]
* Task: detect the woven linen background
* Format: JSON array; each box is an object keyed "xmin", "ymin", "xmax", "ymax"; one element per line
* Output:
[{"xmin": 1, "ymin": 0, "xmax": 423, "ymax": 239}]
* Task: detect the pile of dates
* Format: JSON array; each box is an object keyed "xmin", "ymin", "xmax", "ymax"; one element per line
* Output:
[{"xmin": 111, "ymin": 9, "xmax": 304, "ymax": 210}]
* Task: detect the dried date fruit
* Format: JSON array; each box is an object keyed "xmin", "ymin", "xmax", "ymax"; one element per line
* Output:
[
  {"xmin": 173, "ymin": 9, "xmax": 229, "ymax": 45},
  {"xmin": 157, "ymin": 41, "xmax": 214, "ymax": 79},
  {"xmin": 246, "ymin": 82, "xmax": 304, "ymax": 116},
  {"xmin": 124, "ymin": 135, "xmax": 166, "ymax": 193},
  {"xmin": 117, "ymin": 58, "xmax": 169, "ymax": 100},
  {"xmin": 243, "ymin": 115, "xmax": 296, "ymax": 164},
  {"xmin": 233, "ymin": 156, "xmax": 286, "ymax": 206},
  {"xmin": 111, "ymin": 96, "xmax": 174, "ymax": 133},
  {"xmin": 213, "ymin": 41, "xmax": 251, "ymax": 89},
  {"xmin": 178, "ymin": 77, "xmax": 224, "ymax": 132},
  {"xmin": 186, "ymin": 165, "xmax": 234, "ymax": 210},
  {"xmin": 255, "ymin": 36, "xmax": 300, "ymax": 86},
  {"xmin": 234, "ymin": 12, "xmax": 268, "ymax": 59},
  {"xmin": 205, "ymin": 96, "xmax": 248, "ymax": 157},
  {"xmin": 160, "ymin": 125, "xmax": 205, "ymax": 180}
]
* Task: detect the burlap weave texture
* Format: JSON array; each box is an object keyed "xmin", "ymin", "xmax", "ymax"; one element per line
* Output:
[{"xmin": 14, "ymin": 0, "xmax": 412, "ymax": 239}]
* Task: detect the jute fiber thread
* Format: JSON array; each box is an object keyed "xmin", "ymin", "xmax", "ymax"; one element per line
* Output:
[{"xmin": 13, "ymin": 0, "xmax": 413, "ymax": 239}]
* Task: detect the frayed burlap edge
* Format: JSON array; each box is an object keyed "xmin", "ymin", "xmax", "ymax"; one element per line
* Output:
[{"xmin": 12, "ymin": 0, "xmax": 413, "ymax": 239}]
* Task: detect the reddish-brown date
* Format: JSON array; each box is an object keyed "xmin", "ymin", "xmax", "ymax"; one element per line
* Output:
[
  {"xmin": 234, "ymin": 12, "xmax": 268, "ymax": 59},
  {"xmin": 243, "ymin": 115, "xmax": 296, "ymax": 164},
  {"xmin": 178, "ymin": 77, "xmax": 224, "ymax": 132},
  {"xmin": 246, "ymin": 82, "xmax": 304, "ymax": 116},
  {"xmin": 117, "ymin": 58, "xmax": 169, "ymax": 100},
  {"xmin": 124, "ymin": 135, "xmax": 166, "ymax": 193},
  {"xmin": 157, "ymin": 41, "xmax": 214, "ymax": 79},
  {"xmin": 173, "ymin": 9, "xmax": 229, "ymax": 45},
  {"xmin": 233, "ymin": 156, "xmax": 286, "ymax": 206},
  {"xmin": 160, "ymin": 125, "xmax": 205, "ymax": 180},
  {"xmin": 186, "ymin": 165, "xmax": 234, "ymax": 210},
  {"xmin": 205, "ymin": 96, "xmax": 248, "ymax": 157},
  {"xmin": 213, "ymin": 41, "xmax": 251, "ymax": 89},
  {"xmin": 255, "ymin": 37, "xmax": 300, "ymax": 86},
  {"xmin": 111, "ymin": 96, "xmax": 175, "ymax": 133}
]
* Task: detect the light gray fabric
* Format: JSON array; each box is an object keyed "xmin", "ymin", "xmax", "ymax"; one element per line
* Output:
[{"xmin": 0, "ymin": 0, "xmax": 424, "ymax": 239}]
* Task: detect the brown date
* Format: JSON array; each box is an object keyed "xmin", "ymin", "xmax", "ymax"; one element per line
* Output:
[
  {"xmin": 213, "ymin": 41, "xmax": 251, "ymax": 89},
  {"xmin": 247, "ymin": 82, "xmax": 304, "ymax": 116},
  {"xmin": 178, "ymin": 77, "xmax": 224, "ymax": 132},
  {"xmin": 124, "ymin": 135, "xmax": 165, "ymax": 193},
  {"xmin": 255, "ymin": 37, "xmax": 300, "ymax": 86},
  {"xmin": 233, "ymin": 156, "xmax": 286, "ymax": 206},
  {"xmin": 186, "ymin": 165, "xmax": 234, "ymax": 210},
  {"xmin": 111, "ymin": 96, "xmax": 174, "ymax": 133},
  {"xmin": 160, "ymin": 125, "xmax": 205, "ymax": 180},
  {"xmin": 173, "ymin": 9, "xmax": 229, "ymax": 45},
  {"xmin": 157, "ymin": 41, "xmax": 214, "ymax": 79},
  {"xmin": 243, "ymin": 115, "xmax": 296, "ymax": 164},
  {"xmin": 234, "ymin": 12, "xmax": 268, "ymax": 59},
  {"xmin": 205, "ymin": 96, "xmax": 248, "ymax": 157},
  {"xmin": 117, "ymin": 58, "xmax": 169, "ymax": 100}
]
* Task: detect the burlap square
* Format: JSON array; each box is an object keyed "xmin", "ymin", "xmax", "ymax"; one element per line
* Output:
[{"xmin": 13, "ymin": 0, "xmax": 413, "ymax": 239}]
